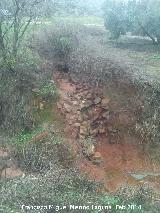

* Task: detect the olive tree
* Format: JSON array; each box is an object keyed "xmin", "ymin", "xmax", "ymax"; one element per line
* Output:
[
  {"xmin": 103, "ymin": 0, "xmax": 130, "ymax": 39},
  {"xmin": 133, "ymin": 0, "xmax": 160, "ymax": 44},
  {"xmin": 103, "ymin": 0, "xmax": 160, "ymax": 44}
]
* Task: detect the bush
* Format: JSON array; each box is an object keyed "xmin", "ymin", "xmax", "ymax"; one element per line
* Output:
[
  {"xmin": 48, "ymin": 35, "xmax": 75, "ymax": 59},
  {"xmin": 9, "ymin": 127, "xmax": 69, "ymax": 172},
  {"xmin": 0, "ymin": 48, "xmax": 44, "ymax": 135},
  {"xmin": 9, "ymin": 123, "xmax": 76, "ymax": 172},
  {"xmin": 33, "ymin": 22, "xmax": 79, "ymax": 71}
]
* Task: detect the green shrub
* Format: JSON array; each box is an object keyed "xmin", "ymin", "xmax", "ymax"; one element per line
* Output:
[
  {"xmin": 49, "ymin": 35, "xmax": 75, "ymax": 59},
  {"xmin": 10, "ymin": 128, "xmax": 45, "ymax": 147},
  {"xmin": 36, "ymin": 82, "xmax": 59, "ymax": 100},
  {"xmin": 0, "ymin": 48, "xmax": 43, "ymax": 135},
  {"xmin": 33, "ymin": 23, "xmax": 79, "ymax": 65},
  {"xmin": 9, "ymin": 127, "xmax": 65, "ymax": 172}
]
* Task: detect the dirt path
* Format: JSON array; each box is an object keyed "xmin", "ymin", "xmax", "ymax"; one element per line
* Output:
[{"xmin": 54, "ymin": 72, "xmax": 160, "ymax": 193}]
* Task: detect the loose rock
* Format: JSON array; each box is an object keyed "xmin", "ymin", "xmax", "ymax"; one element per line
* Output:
[
  {"xmin": 94, "ymin": 97, "xmax": 101, "ymax": 105},
  {"xmin": 1, "ymin": 168, "xmax": 23, "ymax": 178},
  {"xmin": 92, "ymin": 152, "xmax": 102, "ymax": 165},
  {"xmin": 102, "ymin": 111, "xmax": 110, "ymax": 119},
  {"xmin": 101, "ymin": 98, "xmax": 110, "ymax": 109},
  {"xmin": 63, "ymin": 103, "xmax": 72, "ymax": 113},
  {"xmin": 83, "ymin": 144, "xmax": 95, "ymax": 157},
  {"xmin": 99, "ymin": 127, "xmax": 106, "ymax": 134}
]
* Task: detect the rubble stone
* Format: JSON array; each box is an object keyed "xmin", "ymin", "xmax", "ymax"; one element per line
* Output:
[
  {"xmin": 63, "ymin": 103, "xmax": 72, "ymax": 113},
  {"xmin": 101, "ymin": 98, "xmax": 110, "ymax": 109},
  {"xmin": 99, "ymin": 127, "xmax": 106, "ymax": 134},
  {"xmin": 57, "ymin": 77, "xmax": 112, "ymax": 139},
  {"xmin": 83, "ymin": 144, "xmax": 95, "ymax": 157},
  {"xmin": 94, "ymin": 97, "xmax": 101, "ymax": 105},
  {"xmin": 92, "ymin": 152, "xmax": 102, "ymax": 165},
  {"xmin": 102, "ymin": 111, "xmax": 110, "ymax": 119}
]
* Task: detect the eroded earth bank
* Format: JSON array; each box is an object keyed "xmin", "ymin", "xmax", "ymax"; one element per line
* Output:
[
  {"xmin": 1, "ymin": 25, "xmax": 160, "ymax": 212},
  {"xmin": 53, "ymin": 71, "xmax": 160, "ymax": 193}
]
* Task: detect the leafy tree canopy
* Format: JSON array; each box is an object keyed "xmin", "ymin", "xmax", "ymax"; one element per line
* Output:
[{"xmin": 103, "ymin": 0, "xmax": 160, "ymax": 44}]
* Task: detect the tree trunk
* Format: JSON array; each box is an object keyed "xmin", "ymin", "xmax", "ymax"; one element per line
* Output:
[
  {"xmin": 137, "ymin": 20, "xmax": 157, "ymax": 45},
  {"xmin": 156, "ymin": 36, "xmax": 160, "ymax": 45},
  {"xmin": 0, "ymin": 22, "xmax": 6, "ymax": 60}
]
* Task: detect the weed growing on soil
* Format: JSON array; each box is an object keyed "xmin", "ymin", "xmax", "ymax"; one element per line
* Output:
[
  {"xmin": 1, "ymin": 172, "xmax": 159, "ymax": 213},
  {"xmin": 9, "ymin": 127, "xmax": 65, "ymax": 172},
  {"xmin": 0, "ymin": 169, "xmax": 101, "ymax": 213},
  {"xmin": 10, "ymin": 128, "xmax": 45, "ymax": 147},
  {"xmin": 36, "ymin": 82, "xmax": 59, "ymax": 100}
]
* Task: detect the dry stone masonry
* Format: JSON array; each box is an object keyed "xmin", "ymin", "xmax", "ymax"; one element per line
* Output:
[{"xmin": 56, "ymin": 76, "xmax": 116, "ymax": 140}]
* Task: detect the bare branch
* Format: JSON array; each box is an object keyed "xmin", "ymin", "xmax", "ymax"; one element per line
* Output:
[
  {"xmin": 18, "ymin": 17, "xmax": 32, "ymax": 46},
  {"xmin": 2, "ymin": 21, "xmax": 15, "ymax": 38}
]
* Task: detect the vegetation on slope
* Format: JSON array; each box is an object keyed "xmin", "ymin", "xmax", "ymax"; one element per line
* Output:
[{"xmin": 0, "ymin": 0, "xmax": 160, "ymax": 212}]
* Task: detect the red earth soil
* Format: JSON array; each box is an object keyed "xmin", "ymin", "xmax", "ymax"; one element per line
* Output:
[{"xmin": 54, "ymin": 72, "xmax": 160, "ymax": 193}]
